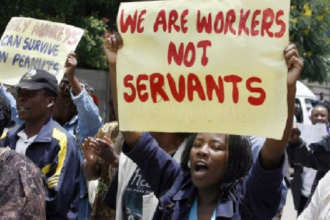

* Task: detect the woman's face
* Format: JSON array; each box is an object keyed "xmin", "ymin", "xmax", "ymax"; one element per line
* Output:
[{"xmin": 189, "ymin": 133, "xmax": 228, "ymax": 190}]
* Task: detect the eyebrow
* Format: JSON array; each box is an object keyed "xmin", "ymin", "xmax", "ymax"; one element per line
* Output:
[{"xmin": 195, "ymin": 137, "xmax": 225, "ymax": 144}]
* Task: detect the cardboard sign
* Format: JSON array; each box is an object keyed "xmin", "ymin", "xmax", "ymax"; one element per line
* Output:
[
  {"xmin": 117, "ymin": 0, "xmax": 290, "ymax": 139},
  {"xmin": 0, "ymin": 17, "xmax": 84, "ymax": 85},
  {"xmin": 296, "ymin": 123, "xmax": 328, "ymax": 145}
]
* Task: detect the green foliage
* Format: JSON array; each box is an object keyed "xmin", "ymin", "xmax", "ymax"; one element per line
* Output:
[
  {"xmin": 290, "ymin": 0, "xmax": 330, "ymax": 82},
  {"xmin": 75, "ymin": 17, "xmax": 108, "ymax": 69},
  {"xmin": 0, "ymin": 0, "xmax": 114, "ymax": 70},
  {"xmin": 1, "ymin": 0, "xmax": 330, "ymax": 79}
]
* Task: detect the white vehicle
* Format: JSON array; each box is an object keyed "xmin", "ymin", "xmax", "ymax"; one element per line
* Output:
[{"xmin": 295, "ymin": 81, "xmax": 318, "ymax": 125}]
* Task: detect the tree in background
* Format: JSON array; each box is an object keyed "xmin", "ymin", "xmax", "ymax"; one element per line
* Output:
[
  {"xmin": 290, "ymin": 0, "xmax": 330, "ymax": 82},
  {"xmin": 0, "ymin": 0, "xmax": 118, "ymax": 69},
  {"xmin": 1, "ymin": 0, "xmax": 330, "ymax": 81}
]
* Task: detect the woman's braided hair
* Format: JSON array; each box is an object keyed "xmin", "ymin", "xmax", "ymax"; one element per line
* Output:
[
  {"xmin": 0, "ymin": 95, "xmax": 11, "ymax": 136},
  {"xmin": 181, "ymin": 133, "xmax": 253, "ymax": 201}
]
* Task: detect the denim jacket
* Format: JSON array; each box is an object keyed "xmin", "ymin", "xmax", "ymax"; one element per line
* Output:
[
  {"xmin": 66, "ymin": 87, "xmax": 103, "ymax": 144},
  {"xmin": 64, "ymin": 88, "xmax": 103, "ymax": 200},
  {"xmin": 123, "ymin": 133, "xmax": 284, "ymax": 220}
]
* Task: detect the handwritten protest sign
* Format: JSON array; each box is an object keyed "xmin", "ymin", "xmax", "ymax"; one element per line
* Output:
[
  {"xmin": 296, "ymin": 123, "xmax": 328, "ymax": 145},
  {"xmin": 0, "ymin": 17, "xmax": 84, "ymax": 85},
  {"xmin": 117, "ymin": 0, "xmax": 290, "ymax": 139}
]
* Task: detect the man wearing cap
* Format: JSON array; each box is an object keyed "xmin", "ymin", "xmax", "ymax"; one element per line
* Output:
[{"xmin": 0, "ymin": 69, "xmax": 81, "ymax": 220}]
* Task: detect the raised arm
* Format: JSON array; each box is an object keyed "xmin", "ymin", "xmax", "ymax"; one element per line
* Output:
[
  {"xmin": 82, "ymin": 137, "xmax": 101, "ymax": 180},
  {"xmin": 103, "ymin": 33, "xmax": 141, "ymax": 148},
  {"xmin": 65, "ymin": 53, "xmax": 83, "ymax": 95},
  {"xmin": 65, "ymin": 53, "xmax": 103, "ymax": 141},
  {"xmin": 287, "ymin": 135, "xmax": 330, "ymax": 171},
  {"xmin": 260, "ymin": 44, "xmax": 303, "ymax": 170}
]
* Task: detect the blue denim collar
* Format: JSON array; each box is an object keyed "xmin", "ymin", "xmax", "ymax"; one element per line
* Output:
[
  {"xmin": 8, "ymin": 118, "xmax": 54, "ymax": 143},
  {"xmin": 171, "ymin": 171, "xmax": 235, "ymax": 218}
]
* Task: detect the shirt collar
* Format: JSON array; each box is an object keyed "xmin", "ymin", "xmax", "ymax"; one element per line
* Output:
[
  {"xmin": 65, "ymin": 115, "xmax": 78, "ymax": 126},
  {"xmin": 215, "ymin": 199, "xmax": 234, "ymax": 218},
  {"xmin": 17, "ymin": 130, "xmax": 37, "ymax": 142},
  {"xmin": 11, "ymin": 118, "xmax": 54, "ymax": 143},
  {"xmin": 172, "ymin": 172, "xmax": 235, "ymax": 218}
]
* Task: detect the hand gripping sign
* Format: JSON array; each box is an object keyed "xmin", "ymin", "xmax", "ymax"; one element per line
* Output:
[
  {"xmin": 116, "ymin": 0, "xmax": 290, "ymax": 139},
  {"xmin": 0, "ymin": 17, "xmax": 84, "ymax": 85}
]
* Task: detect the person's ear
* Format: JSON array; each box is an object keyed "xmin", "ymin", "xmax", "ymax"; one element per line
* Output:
[{"xmin": 47, "ymin": 97, "xmax": 55, "ymax": 108}]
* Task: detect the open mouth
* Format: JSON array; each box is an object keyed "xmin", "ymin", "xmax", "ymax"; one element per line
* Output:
[
  {"xmin": 193, "ymin": 161, "xmax": 209, "ymax": 178},
  {"xmin": 195, "ymin": 162, "xmax": 209, "ymax": 172},
  {"xmin": 18, "ymin": 106, "xmax": 29, "ymax": 111}
]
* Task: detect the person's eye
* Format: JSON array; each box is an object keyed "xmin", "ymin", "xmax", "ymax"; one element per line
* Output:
[
  {"xmin": 211, "ymin": 145, "xmax": 221, "ymax": 150},
  {"xmin": 193, "ymin": 143, "xmax": 202, "ymax": 148}
]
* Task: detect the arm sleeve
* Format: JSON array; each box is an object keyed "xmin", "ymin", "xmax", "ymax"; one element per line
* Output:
[
  {"xmin": 45, "ymin": 132, "xmax": 81, "ymax": 215},
  {"xmin": 123, "ymin": 132, "xmax": 182, "ymax": 199},
  {"xmin": 244, "ymin": 154, "xmax": 285, "ymax": 219},
  {"xmin": 70, "ymin": 87, "xmax": 103, "ymax": 142},
  {"xmin": 287, "ymin": 138, "xmax": 330, "ymax": 171},
  {"xmin": 0, "ymin": 84, "xmax": 22, "ymax": 126}
]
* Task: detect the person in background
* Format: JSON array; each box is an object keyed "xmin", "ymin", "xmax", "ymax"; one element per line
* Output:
[
  {"xmin": 85, "ymin": 130, "xmax": 191, "ymax": 220},
  {"xmin": 83, "ymin": 122, "xmax": 123, "ymax": 220},
  {"xmin": 298, "ymin": 170, "xmax": 330, "ymax": 220},
  {"xmin": 318, "ymin": 92, "xmax": 330, "ymax": 107},
  {"xmin": 319, "ymin": 92, "xmax": 324, "ymax": 102},
  {"xmin": 0, "ymin": 69, "xmax": 81, "ymax": 220},
  {"xmin": 90, "ymin": 87, "xmax": 99, "ymax": 106},
  {"xmin": 0, "ymin": 94, "xmax": 46, "ymax": 219},
  {"xmin": 0, "ymin": 83, "xmax": 21, "ymax": 126},
  {"xmin": 294, "ymin": 102, "xmax": 303, "ymax": 123},
  {"xmin": 287, "ymin": 102, "xmax": 330, "ymax": 215},
  {"xmin": 52, "ymin": 53, "xmax": 103, "ymax": 220},
  {"xmin": 0, "ymin": 54, "xmax": 103, "ymax": 220}
]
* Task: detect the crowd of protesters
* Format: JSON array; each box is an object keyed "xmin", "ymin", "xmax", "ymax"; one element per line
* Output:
[{"xmin": 0, "ymin": 11, "xmax": 330, "ymax": 220}]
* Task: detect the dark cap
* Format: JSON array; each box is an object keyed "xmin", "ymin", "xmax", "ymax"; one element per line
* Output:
[{"xmin": 16, "ymin": 69, "xmax": 59, "ymax": 96}]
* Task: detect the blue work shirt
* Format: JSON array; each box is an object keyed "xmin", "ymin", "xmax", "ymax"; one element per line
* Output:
[
  {"xmin": 249, "ymin": 136, "xmax": 288, "ymax": 213},
  {"xmin": 123, "ymin": 133, "xmax": 284, "ymax": 220},
  {"xmin": 65, "ymin": 87, "xmax": 103, "ymax": 145}
]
